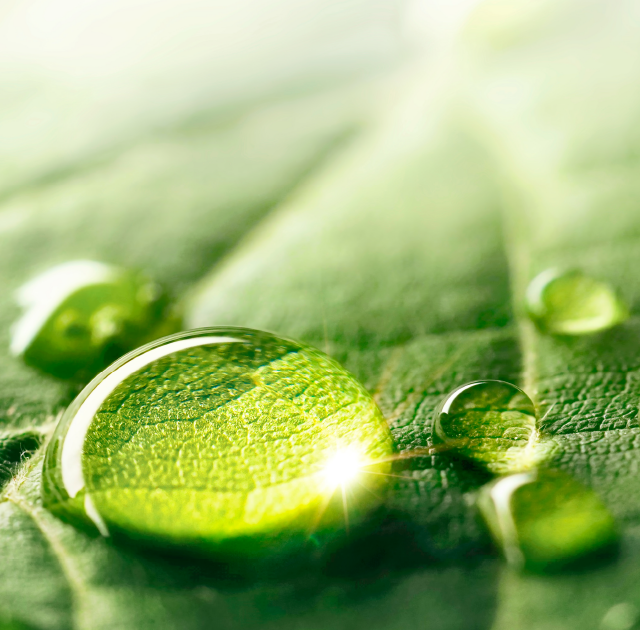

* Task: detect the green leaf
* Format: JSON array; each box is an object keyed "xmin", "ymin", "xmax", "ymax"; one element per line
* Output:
[
  {"xmin": 0, "ymin": 430, "xmax": 42, "ymax": 488},
  {"xmin": 3, "ymin": 0, "xmax": 640, "ymax": 627},
  {"xmin": 0, "ymin": 85, "xmax": 364, "ymax": 429},
  {"xmin": 460, "ymin": 0, "xmax": 640, "ymax": 625},
  {"xmin": 1, "ymin": 83, "xmax": 513, "ymax": 627}
]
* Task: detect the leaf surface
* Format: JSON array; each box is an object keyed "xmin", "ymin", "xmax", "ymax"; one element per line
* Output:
[{"xmin": 2, "ymin": 0, "xmax": 640, "ymax": 628}]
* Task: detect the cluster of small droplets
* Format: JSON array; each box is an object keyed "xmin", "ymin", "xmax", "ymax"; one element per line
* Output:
[
  {"xmin": 433, "ymin": 379, "xmax": 618, "ymax": 570},
  {"xmin": 24, "ymin": 261, "xmax": 623, "ymax": 569}
]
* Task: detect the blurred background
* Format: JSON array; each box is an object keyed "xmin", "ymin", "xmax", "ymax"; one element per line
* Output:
[{"xmin": 0, "ymin": 0, "xmax": 460, "ymax": 194}]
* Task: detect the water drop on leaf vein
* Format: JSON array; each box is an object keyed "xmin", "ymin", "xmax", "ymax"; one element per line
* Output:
[
  {"xmin": 478, "ymin": 469, "xmax": 618, "ymax": 571},
  {"xmin": 525, "ymin": 268, "xmax": 628, "ymax": 336},
  {"xmin": 433, "ymin": 380, "xmax": 546, "ymax": 474},
  {"xmin": 42, "ymin": 327, "xmax": 393, "ymax": 557}
]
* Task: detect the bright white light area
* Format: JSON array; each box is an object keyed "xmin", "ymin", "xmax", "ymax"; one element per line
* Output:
[{"xmin": 322, "ymin": 449, "xmax": 362, "ymax": 490}]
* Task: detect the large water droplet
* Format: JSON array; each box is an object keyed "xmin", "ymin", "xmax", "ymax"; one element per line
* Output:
[
  {"xmin": 478, "ymin": 469, "xmax": 618, "ymax": 571},
  {"xmin": 525, "ymin": 269, "xmax": 628, "ymax": 335},
  {"xmin": 42, "ymin": 328, "xmax": 393, "ymax": 557},
  {"xmin": 433, "ymin": 380, "xmax": 545, "ymax": 474},
  {"xmin": 11, "ymin": 260, "xmax": 178, "ymax": 379}
]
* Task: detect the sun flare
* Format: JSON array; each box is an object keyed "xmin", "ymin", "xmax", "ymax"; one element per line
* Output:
[{"xmin": 322, "ymin": 449, "xmax": 362, "ymax": 490}]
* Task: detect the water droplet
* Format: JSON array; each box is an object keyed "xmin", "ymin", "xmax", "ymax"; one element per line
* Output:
[
  {"xmin": 433, "ymin": 380, "xmax": 548, "ymax": 474},
  {"xmin": 601, "ymin": 603, "xmax": 640, "ymax": 630},
  {"xmin": 525, "ymin": 269, "xmax": 628, "ymax": 336},
  {"xmin": 478, "ymin": 469, "xmax": 618, "ymax": 571},
  {"xmin": 42, "ymin": 327, "xmax": 393, "ymax": 557},
  {"xmin": 11, "ymin": 260, "xmax": 178, "ymax": 379}
]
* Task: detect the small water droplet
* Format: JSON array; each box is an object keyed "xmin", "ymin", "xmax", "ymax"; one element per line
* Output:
[
  {"xmin": 478, "ymin": 469, "xmax": 618, "ymax": 571},
  {"xmin": 41, "ymin": 328, "xmax": 393, "ymax": 557},
  {"xmin": 11, "ymin": 260, "xmax": 179, "ymax": 379},
  {"xmin": 433, "ymin": 380, "xmax": 548, "ymax": 474},
  {"xmin": 601, "ymin": 603, "xmax": 640, "ymax": 630},
  {"xmin": 525, "ymin": 269, "xmax": 628, "ymax": 335}
]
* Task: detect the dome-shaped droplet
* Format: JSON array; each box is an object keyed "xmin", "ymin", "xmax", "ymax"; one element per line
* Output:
[
  {"xmin": 11, "ymin": 260, "xmax": 178, "ymax": 379},
  {"xmin": 42, "ymin": 328, "xmax": 393, "ymax": 557},
  {"xmin": 525, "ymin": 269, "xmax": 628, "ymax": 336},
  {"xmin": 433, "ymin": 380, "xmax": 540, "ymax": 474},
  {"xmin": 478, "ymin": 469, "xmax": 618, "ymax": 571}
]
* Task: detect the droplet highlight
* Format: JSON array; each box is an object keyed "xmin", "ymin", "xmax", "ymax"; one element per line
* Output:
[
  {"xmin": 42, "ymin": 327, "xmax": 393, "ymax": 557},
  {"xmin": 478, "ymin": 469, "xmax": 618, "ymax": 571},
  {"xmin": 525, "ymin": 268, "xmax": 628, "ymax": 336},
  {"xmin": 433, "ymin": 380, "xmax": 545, "ymax": 474},
  {"xmin": 11, "ymin": 260, "xmax": 178, "ymax": 379}
]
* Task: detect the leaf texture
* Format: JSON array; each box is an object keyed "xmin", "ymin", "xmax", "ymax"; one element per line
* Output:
[{"xmin": 2, "ymin": 0, "xmax": 640, "ymax": 628}]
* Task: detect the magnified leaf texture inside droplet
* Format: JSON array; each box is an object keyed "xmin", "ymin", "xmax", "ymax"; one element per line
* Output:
[
  {"xmin": 41, "ymin": 327, "xmax": 393, "ymax": 557},
  {"xmin": 525, "ymin": 268, "xmax": 628, "ymax": 335},
  {"xmin": 433, "ymin": 380, "xmax": 542, "ymax": 474},
  {"xmin": 11, "ymin": 260, "xmax": 177, "ymax": 379},
  {"xmin": 478, "ymin": 469, "xmax": 618, "ymax": 572}
]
